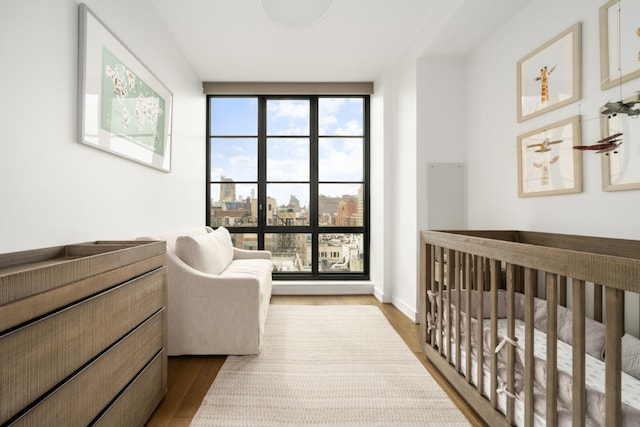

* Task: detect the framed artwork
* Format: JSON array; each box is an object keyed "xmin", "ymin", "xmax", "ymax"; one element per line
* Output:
[
  {"xmin": 599, "ymin": 0, "xmax": 640, "ymax": 90},
  {"xmin": 77, "ymin": 3, "xmax": 173, "ymax": 172},
  {"xmin": 517, "ymin": 23, "xmax": 582, "ymax": 122},
  {"xmin": 601, "ymin": 94, "xmax": 640, "ymax": 191},
  {"xmin": 517, "ymin": 115, "xmax": 583, "ymax": 198}
]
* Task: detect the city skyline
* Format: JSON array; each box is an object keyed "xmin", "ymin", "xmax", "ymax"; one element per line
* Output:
[
  {"xmin": 210, "ymin": 97, "xmax": 364, "ymax": 206},
  {"xmin": 212, "ymin": 178, "xmax": 363, "ymax": 227}
]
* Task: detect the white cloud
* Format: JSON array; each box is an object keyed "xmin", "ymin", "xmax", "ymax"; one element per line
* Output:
[
  {"xmin": 319, "ymin": 138, "xmax": 362, "ymax": 181},
  {"xmin": 335, "ymin": 119, "xmax": 362, "ymax": 136},
  {"xmin": 267, "ymin": 100, "xmax": 309, "ymax": 119},
  {"xmin": 319, "ymin": 98, "xmax": 346, "ymax": 115}
]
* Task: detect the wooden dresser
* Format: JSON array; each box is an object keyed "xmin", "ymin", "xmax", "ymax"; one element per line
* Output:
[{"xmin": 0, "ymin": 240, "xmax": 167, "ymax": 426}]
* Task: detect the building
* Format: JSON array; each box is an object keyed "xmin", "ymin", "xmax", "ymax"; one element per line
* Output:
[
  {"xmin": 336, "ymin": 196, "xmax": 358, "ymax": 226},
  {"xmin": 219, "ymin": 176, "xmax": 236, "ymax": 203}
]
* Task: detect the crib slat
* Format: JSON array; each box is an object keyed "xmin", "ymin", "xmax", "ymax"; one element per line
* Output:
[
  {"xmin": 506, "ymin": 264, "xmax": 516, "ymax": 425},
  {"xmin": 524, "ymin": 268, "xmax": 536, "ymax": 427},
  {"xmin": 429, "ymin": 245, "xmax": 436, "ymax": 346},
  {"xmin": 572, "ymin": 279, "xmax": 586, "ymax": 427},
  {"xmin": 437, "ymin": 246, "xmax": 444, "ymax": 356},
  {"xmin": 605, "ymin": 287, "xmax": 623, "ymax": 426},
  {"xmin": 594, "ymin": 283, "xmax": 603, "ymax": 322},
  {"xmin": 465, "ymin": 254, "xmax": 472, "ymax": 384},
  {"xmin": 490, "ymin": 259, "xmax": 500, "ymax": 409},
  {"xmin": 515, "ymin": 265, "xmax": 524, "ymax": 294},
  {"xmin": 455, "ymin": 251, "xmax": 462, "ymax": 372},
  {"xmin": 485, "ymin": 257, "xmax": 491, "ymax": 291},
  {"xmin": 559, "ymin": 275, "xmax": 567, "ymax": 307},
  {"xmin": 476, "ymin": 256, "xmax": 484, "ymax": 395},
  {"xmin": 446, "ymin": 249, "xmax": 454, "ymax": 364},
  {"xmin": 421, "ymin": 241, "xmax": 432, "ymax": 347},
  {"xmin": 545, "ymin": 273, "xmax": 558, "ymax": 426}
]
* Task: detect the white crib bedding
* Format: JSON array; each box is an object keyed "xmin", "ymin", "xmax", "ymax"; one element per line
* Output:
[{"xmin": 437, "ymin": 317, "xmax": 640, "ymax": 427}]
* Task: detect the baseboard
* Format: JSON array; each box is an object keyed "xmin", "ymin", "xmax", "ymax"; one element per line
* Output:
[
  {"xmin": 391, "ymin": 296, "xmax": 418, "ymax": 323},
  {"xmin": 272, "ymin": 282, "xmax": 419, "ymax": 323},
  {"xmin": 272, "ymin": 281, "xmax": 374, "ymax": 295},
  {"xmin": 373, "ymin": 286, "xmax": 385, "ymax": 302}
]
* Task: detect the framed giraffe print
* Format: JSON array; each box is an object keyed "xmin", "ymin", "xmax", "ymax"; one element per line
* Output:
[
  {"xmin": 517, "ymin": 23, "xmax": 582, "ymax": 122},
  {"xmin": 517, "ymin": 115, "xmax": 583, "ymax": 197}
]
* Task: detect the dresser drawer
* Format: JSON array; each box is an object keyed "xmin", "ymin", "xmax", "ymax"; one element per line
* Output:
[
  {"xmin": 0, "ymin": 267, "xmax": 165, "ymax": 424},
  {"xmin": 0, "ymin": 254, "xmax": 166, "ymax": 333},
  {"xmin": 9, "ymin": 309, "xmax": 165, "ymax": 426},
  {"xmin": 93, "ymin": 349, "xmax": 167, "ymax": 427}
]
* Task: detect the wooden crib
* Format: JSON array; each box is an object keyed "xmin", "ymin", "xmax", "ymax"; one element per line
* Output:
[{"xmin": 419, "ymin": 230, "xmax": 640, "ymax": 426}]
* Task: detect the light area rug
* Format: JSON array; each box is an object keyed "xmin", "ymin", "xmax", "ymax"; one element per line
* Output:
[{"xmin": 191, "ymin": 305, "xmax": 471, "ymax": 426}]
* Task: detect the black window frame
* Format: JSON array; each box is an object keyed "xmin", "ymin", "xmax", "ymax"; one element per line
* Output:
[{"xmin": 206, "ymin": 94, "xmax": 370, "ymax": 281}]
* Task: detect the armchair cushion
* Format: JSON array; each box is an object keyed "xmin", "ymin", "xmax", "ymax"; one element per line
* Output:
[{"xmin": 175, "ymin": 226, "xmax": 233, "ymax": 275}]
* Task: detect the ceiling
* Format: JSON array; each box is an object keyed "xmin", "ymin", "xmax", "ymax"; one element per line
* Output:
[{"xmin": 148, "ymin": 0, "xmax": 532, "ymax": 82}]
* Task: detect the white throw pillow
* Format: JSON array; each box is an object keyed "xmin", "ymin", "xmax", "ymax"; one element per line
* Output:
[{"xmin": 175, "ymin": 227, "xmax": 234, "ymax": 275}]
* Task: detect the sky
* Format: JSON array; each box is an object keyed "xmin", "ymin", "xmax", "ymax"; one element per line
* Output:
[{"xmin": 209, "ymin": 97, "xmax": 364, "ymax": 207}]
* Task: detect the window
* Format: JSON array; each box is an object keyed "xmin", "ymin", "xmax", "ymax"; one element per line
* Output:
[{"xmin": 207, "ymin": 95, "xmax": 369, "ymax": 280}]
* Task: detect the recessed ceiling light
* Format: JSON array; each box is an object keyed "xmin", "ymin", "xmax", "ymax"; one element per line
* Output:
[{"xmin": 261, "ymin": 0, "xmax": 334, "ymax": 29}]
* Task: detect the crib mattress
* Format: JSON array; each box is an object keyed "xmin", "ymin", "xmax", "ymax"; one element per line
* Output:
[{"xmin": 439, "ymin": 318, "xmax": 640, "ymax": 427}]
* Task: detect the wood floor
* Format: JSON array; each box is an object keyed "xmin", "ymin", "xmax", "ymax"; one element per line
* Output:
[{"xmin": 144, "ymin": 295, "xmax": 485, "ymax": 426}]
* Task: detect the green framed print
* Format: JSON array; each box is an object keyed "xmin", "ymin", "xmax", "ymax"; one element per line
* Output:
[{"xmin": 77, "ymin": 3, "xmax": 173, "ymax": 172}]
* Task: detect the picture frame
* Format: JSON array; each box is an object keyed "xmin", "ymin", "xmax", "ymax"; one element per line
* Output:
[
  {"xmin": 517, "ymin": 115, "xmax": 582, "ymax": 197},
  {"xmin": 599, "ymin": 0, "xmax": 640, "ymax": 90},
  {"xmin": 516, "ymin": 23, "xmax": 581, "ymax": 122},
  {"xmin": 77, "ymin": 3, "xmax": 173, "ymax": 172},
  {"xmin": 600, "ymin": 93, "xmax": 640, "ymax": 191}
]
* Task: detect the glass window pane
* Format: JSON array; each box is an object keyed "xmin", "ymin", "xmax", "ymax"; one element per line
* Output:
[
  {"xmin": 267, "ymin": 99, "xmax": 309, "ymax": 136},
  {"xmin": 319, "ymin": 98, "xmax": 363, "ymax": 136},
  {"xmin": 265, "ymin": 233, "xmax": 311, "ymax": 272},
  {"xmin": 230, "ymin": 233, "xmax": 258, "ymax": 250},
  {"xmin": 318, "ymin": 184, "xmax": 363, "ymax": 226},
  {"xmin": 318, "ymin": 138, "xmax": 362, "ymax": 181},
  {"xmin": 210, "ymin": 183, "xmax": 257, "ymax": 227},
  {"xmin": 210, "ymin": 138, "xmax": 257, "ymax": 181},
  {"xmin": 207, "ymin": 95, "xmax": 368, "ymax": 278},
  {"xmin": 319, "ymin": 233, "xmax": 364, "ymax": 272},
  {"xmin": 210, "ymin": 97, "xmax": 257, "ymax": 136},
  {"xmin": 267, "ymin": 138, "xmax": 309, "ymax": 181},
  {"xmin": 267, "ymin": 184, "xmax": 309, "ymax": 226}
]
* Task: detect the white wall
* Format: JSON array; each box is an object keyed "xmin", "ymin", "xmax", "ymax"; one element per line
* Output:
[
  {"xmin": 384, "ymin": 0, "xmax": 640, "ymax": 320},
  {"xmin": 370, "ymin": 68, "xmax": 394, "ymax": 302},
  {"xmin": 416, "ymin": 57, "xmax": 468, "ymax": 232},
  {"xmin": 383, "ymin": 28, "xmax": 473, "ymax": 319},
  {"xmin": 384, "ymin": 54, "xmax": 420, "ymax": 318},
  {"xmin": 0, "ymin": 0, "xmax": 205, "ymax": 253},
  {"xmin": 466, "ymin": 0, "xmax": 640, "ymax": 241}
]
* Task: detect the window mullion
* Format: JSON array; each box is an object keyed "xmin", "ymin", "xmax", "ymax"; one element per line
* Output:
[
  {"xmin": 310, "ymin": 96, "xmax": 319, "ymax": 275},
  {"xmin": 257, "ymin": 97, "xmax": 267, "ymax": 249}
]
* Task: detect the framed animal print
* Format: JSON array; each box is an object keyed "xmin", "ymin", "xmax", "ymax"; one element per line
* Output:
[
  {"xmin": 517, "ymin": 23, "xmax": 582, "ymax": 122},
  {"xmin": 517, "ymin": 116, "xmax": 583, "ymax": 197}
]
